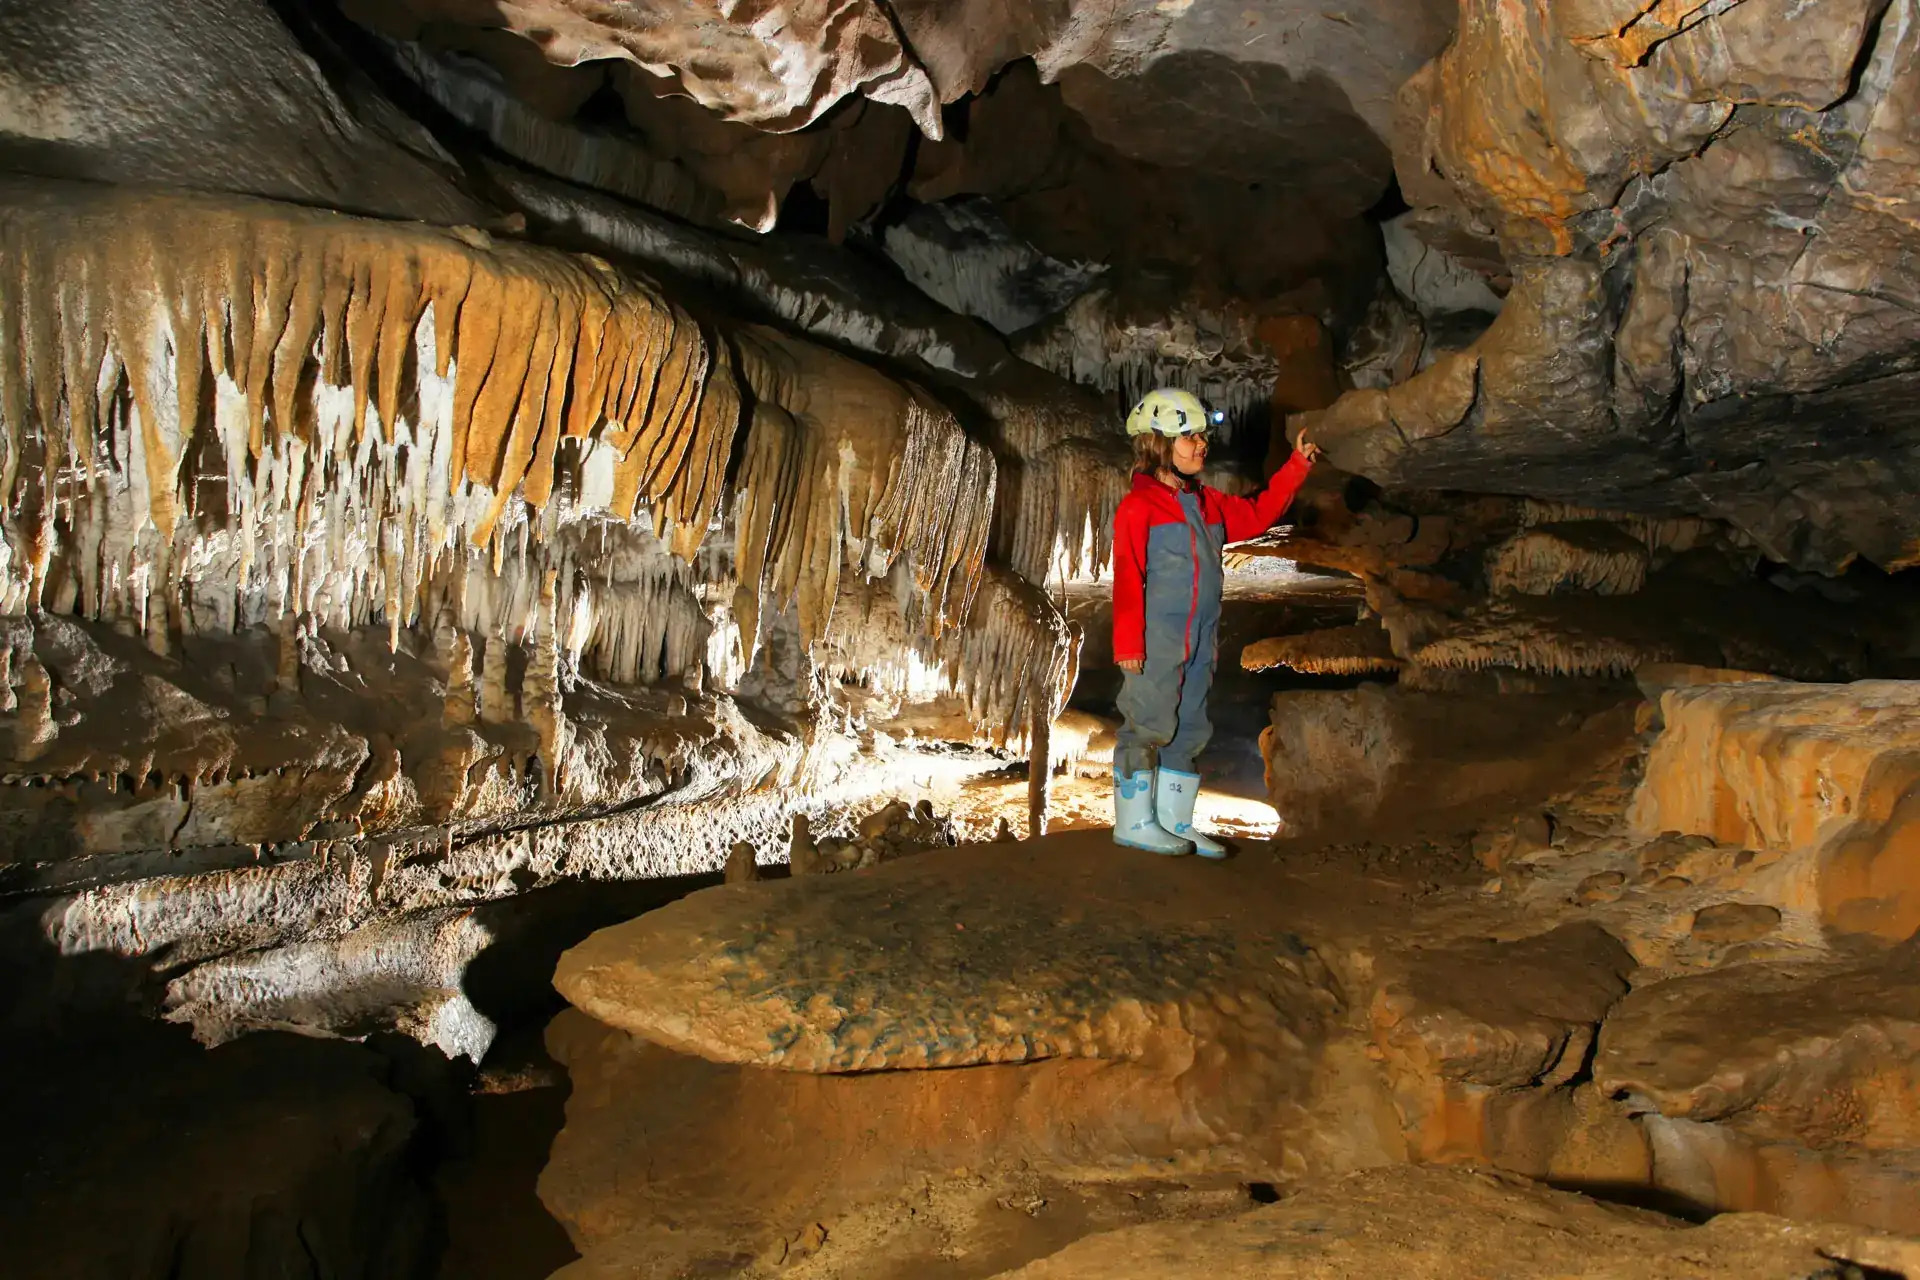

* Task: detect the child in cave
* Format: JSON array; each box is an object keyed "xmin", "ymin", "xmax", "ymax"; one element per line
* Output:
[{"xmin": 1110, "ymin": 388, "xmax": 1320, "ymax": 857}]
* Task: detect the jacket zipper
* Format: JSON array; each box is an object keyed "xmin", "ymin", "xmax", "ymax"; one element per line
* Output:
[{"xmin": 1185, "ymin": 521, "xmax": 1199, "ymax": 661}]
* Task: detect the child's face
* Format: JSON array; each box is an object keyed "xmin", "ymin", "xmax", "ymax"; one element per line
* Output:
[{"xmin": 1171, "ymin": 432, "xmax": 1209, "ymax": 476}]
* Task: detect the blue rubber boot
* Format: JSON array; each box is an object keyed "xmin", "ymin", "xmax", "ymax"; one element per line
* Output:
[
  {"xmin": 1113, "ymin": 768, "xmax": 1192, "ymax": 855},
  {"xmin": 1156, "ymin": 768, "xmax": 1226, "ymax": 859}
]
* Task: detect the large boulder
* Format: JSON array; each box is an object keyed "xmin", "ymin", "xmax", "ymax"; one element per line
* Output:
[
  {"xmin": 1260, "ymin": 681, "xmax": 1634, "ymax": 842},
  {"xmin": 1597, "ymin": 943, "xmax": 1920, "ymax": 1231}
]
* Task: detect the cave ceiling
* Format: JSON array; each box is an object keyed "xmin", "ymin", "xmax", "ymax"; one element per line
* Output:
[{"xmin": 4, "ymin": 0, "xmax": 1920, "ymax": 576}]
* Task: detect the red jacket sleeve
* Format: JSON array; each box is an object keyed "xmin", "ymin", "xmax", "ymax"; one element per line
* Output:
[
  {"xmin": 1213, "ymin": 452, "xmax": 1314, "ymax": 543},
  {"xmin": 1111, "ymin": 493, "xmax": 1149, "ymax": 663}
]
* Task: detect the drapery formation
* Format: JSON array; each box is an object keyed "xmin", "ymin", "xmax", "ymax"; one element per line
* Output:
[{"xmin": 0, "ymin": 178, "xmax": 1065, "ymax": 740}]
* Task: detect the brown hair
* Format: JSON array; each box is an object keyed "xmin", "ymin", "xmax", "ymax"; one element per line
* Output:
[{"xmin": 1131, "ymin": 431, "xmax": 1178, "ymax": 477}]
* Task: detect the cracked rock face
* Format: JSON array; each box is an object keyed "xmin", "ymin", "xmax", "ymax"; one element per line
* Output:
[{"xmin": 1301, "ymin": 0, "xmax": 1920, "ymax": 573}]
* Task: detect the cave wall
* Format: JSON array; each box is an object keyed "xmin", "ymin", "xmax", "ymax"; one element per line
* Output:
[{"xmin": 1299, "ymin": 0, "xmax": 1920, "ymax": 573}]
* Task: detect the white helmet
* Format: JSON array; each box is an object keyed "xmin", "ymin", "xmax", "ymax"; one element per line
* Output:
[{"xmin": 1126, "ymin": 388, "xmax": 1219, "ymax": 437}]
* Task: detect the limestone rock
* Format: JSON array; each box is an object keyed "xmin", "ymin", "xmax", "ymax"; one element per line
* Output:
[
  {"xmin": 0, "ymin": 0, "xmax": 486, "ymax": 224},
  {"xmin": 1596, "ymin": 945, "xmax": 1920, "ymax": 1229},
  {"xmin": 991, "ymin": 1164, "xmax": 1916, "ymax": 1280},
  {"xmin": 553, "ymin": 845, "xmax": 1341, "ymax": 1075},
  {"xmin": 1261, "ymin": 682, "xmax": 1634, "ymax": 842},
  {"xmin": 537, "ymin": 1007, "xmax": 1282, "ymax": 1276},
  {"xmin": 363, "ymin": 0, "xmax": 940, "ymax": 136},
  {"xmin": 1689, "ymin": 902, "xmax": 1782, "ymax": 945},
  {"xmin": 1629, "ymin": 680, "xmax": 1920, "ymax": 940},
  {"xmin": 1299, "ymin": 0, "xmax": 1920, "ymax": 573},
  {"xmin": 1363, "ymin": 922, "xmax": 1636, "ymax": 1175},
  {"xmin": 724, "ymin": 841, "xmax": 761, "ymax": 885}
]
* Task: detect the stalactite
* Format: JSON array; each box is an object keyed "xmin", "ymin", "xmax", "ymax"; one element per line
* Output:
[
  {"xmin": 1518, "ymin": 500, "xmax": 1750, "ymax": 562},
  {"xmin": 0, "ymin": 179, "xmax": 738, "ymax": 651},
  {"xmin": 1004, "ymin": 438, "xmax": 1132, "ymax": 585},
  {"xmin": 1486, "ymin": 521, "xmax": 1651, "ymax": 597},
  {"xmin": 0, "ymin": 177, "xmax": 1060, "ymax": 747},
  {"xmin": 525, "ymin": 569, "xmax": 568, "ymax": 796},
  {"xmin": 1012, "ymin": 289, "xmax": 1277, "ymax": 438},
  {"xmin": 728, "ymin": 327, "xmax": 994, "ymax": 667},
  {"xmin": 941, "ymin": 567, "xmax": 1081, "ymax": 753},
  {"xmin": 479, "ymin": 632, "xmax": 513, "ymax": 723},
  {"xmin": 1241, "ymin": 623, "xmax": 1402, "ymax": 675},
  {"xmin": 1412, "ymin": 600, "xmax": 1681, "ymax": 678},
  {"xmin": 970, "ymin": 372, "xmax": 1131, "ymax": 588}
]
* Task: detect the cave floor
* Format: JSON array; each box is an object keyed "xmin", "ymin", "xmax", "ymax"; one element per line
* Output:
[{"xmin": 17, "ymin": 666, "xmax": 1916, "ymax": 1279}]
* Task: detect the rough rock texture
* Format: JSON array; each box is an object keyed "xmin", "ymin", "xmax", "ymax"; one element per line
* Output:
[
  {"xmin": 881, "ymin": 199, "xmax": 1106, "ymax": 337},
  {"xmin": 555, "ymin": 849, "xmax": 1339, "ymax": 1075},
  {"xmin": 367, "ymin": 0, "xmax": 1455, "ymax": 211},
  {"xmin": 541, "ymin": 811, "xmax": 1920, "ymax": 1269},
  {"xmin": 1299, "ymin": 0, "xmax": 1920, "ymax": 573},
  {"xmin": 0, "ymin": 0, "xmax": 486, "ymax": 224},
  {"xmin": 540, "ymin": 830, "xmax": 1697, "ymax": 1272},
  {"xmin": 996, "ymin": 1164, "xmax": 1914, "ymax": 1280},
  {"xmin": 363, "ymin": 0, "xmax": 943, "ymax": 135},
  {"xmin": 910, "ymin": 60, "xmax": 1383, "ymax": 322},
  {"xmin": 1597, "ymin": 943, "xmax": 1920, "ymax": 1231},
  {"xmin": 1365, "ymin": 922, "xmax": 1637, "ymax": 1169},
  {"xmin": 1240, "ymin": 621, "xmax": 1401, "ymax": 676},
  {"xmin": 1260, "ymin": 681, "xmax": 1635, "ymax": 842},
  {"xmin": 1630, "ymin": 680, "xmax": 1920, "ymax": 940},
  {"xmin": 540, "ymin": 1008, "xmax": 1288, "ymax": 1276}
]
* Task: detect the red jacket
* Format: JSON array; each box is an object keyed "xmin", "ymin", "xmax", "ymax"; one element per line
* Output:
[{"xmin": 1111, "ymin": 453, "xmax": 1313, "ymax": 664}]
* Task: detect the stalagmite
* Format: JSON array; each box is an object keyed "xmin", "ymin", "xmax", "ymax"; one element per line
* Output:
[
  {"xmin": 1027, "ymin": 702, "xmax": 1051, "ymax": 839},
  {"xmin": 15, "ymin": 655, "xmax": 55, "ymax": 761},
  {"xmin": 724, "ymin": 840, "xmax": 761, "ymax": 884},
  {"xmin": 787, "ymin": 811, "xmax": 820, "ymax": 876},
  {"xmin": 444, "ymin": 631, "xmax": 478, "ymax": 726},
  {"xmin": 479, "ymin": 634, "xmax": 513, "ymax": 723}
]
